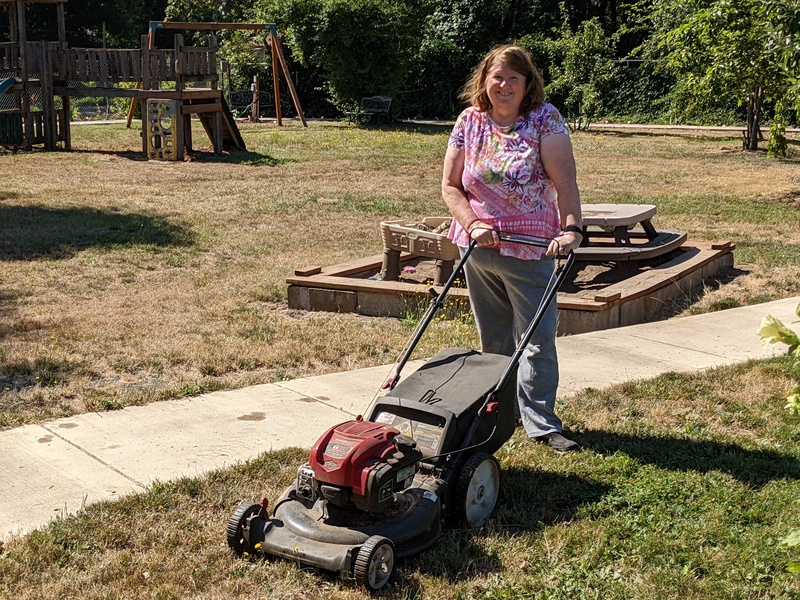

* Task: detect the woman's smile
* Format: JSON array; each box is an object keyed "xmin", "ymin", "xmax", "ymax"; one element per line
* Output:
[{"xmin": 486, "ymin": 62, "xmax": 526, "ymax": 124}]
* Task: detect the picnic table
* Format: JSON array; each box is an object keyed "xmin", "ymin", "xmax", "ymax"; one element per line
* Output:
[
  {"xmin": 574, "ymin": 203, "xmax": 687, "ymax": 263},
  {"xmin": 581, "ymin": 203, "xmax": 658, "ymax": 244}
]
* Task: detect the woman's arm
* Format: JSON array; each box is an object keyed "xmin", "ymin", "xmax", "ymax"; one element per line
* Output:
[
  {"xmin": 540, "ymin": 133, "xmax": 582, "ymax": 256},
  {"xmin": 441, "ymin": 145, "xmax": 498, "ymax": 246}
]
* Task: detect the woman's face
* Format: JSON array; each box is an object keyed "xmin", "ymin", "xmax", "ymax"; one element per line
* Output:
[{"xmin": 485, "ymin": 60, "xmax": 526, "ymax": 115}]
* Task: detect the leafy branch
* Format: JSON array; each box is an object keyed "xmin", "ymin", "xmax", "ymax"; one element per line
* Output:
[{"xmin": 757, "ymin": 302, "xmax": 800, "ymax": 572}]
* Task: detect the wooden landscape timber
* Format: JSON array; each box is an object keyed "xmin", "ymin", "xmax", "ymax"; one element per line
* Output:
[{"xmin": 286, "ymin": 240, "xmax": 735, "ymax": 335}]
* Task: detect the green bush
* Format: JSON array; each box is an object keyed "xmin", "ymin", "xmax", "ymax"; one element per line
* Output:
[{"xmin": 543, "ymin": 16, "xmax": 618, "ymax": 130}]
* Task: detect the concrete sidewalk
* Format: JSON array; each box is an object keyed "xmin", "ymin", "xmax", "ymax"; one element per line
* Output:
[{"xmin": 2, "ymin": 296, "xmax": 798, "ymax": 541}]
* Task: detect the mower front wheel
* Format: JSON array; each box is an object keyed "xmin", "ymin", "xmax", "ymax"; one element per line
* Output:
[
  {"xmin": 354, "ymin": 535, "xmax": 395, "ymax": 592},
  {"xmin": 452, "ymin": 452, "xmax": 500, "ymax": 527},
  {"xmin": 226, "ymin": 501, "xmax": 262, "ymax": 557}
]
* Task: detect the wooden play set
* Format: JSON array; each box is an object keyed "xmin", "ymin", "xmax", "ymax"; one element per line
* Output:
[{"xmin": 0, "ymin": 0, "xmax": 305, "ymax": 159}]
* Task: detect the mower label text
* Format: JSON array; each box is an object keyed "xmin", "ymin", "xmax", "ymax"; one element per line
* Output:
[
  {"xmin": 395, "ymin": 465, "xmax": 415, "ymax": 483},
  {"xmin": 324, "ymin": 443, "xmax": 352, "ymax": 458},
  {"xmin": 374, "ymin": 412, "xmax": 395, "ymax": 425},
  {"xmin": 413, "ymin": 423, "xmax": 444, "ymax": 453}
]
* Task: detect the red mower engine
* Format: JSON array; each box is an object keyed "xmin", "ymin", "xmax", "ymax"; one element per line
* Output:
[{"xmin": 296, "ymin": 420, "xmax": 423, "ymax": 514}]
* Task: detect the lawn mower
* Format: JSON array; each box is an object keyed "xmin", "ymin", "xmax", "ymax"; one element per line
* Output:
[{"xmin": 227, "ymin": 234, "xmax": 575, "ymax": 592}]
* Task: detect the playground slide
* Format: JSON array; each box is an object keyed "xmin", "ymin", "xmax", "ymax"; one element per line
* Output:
[
  {"xmin": 0, "ymin": 77, "xmax": 17, "ymax": 95},
  {"xmin": 196, "ymin": 97, "xmax": 247, "ymax": 152}
]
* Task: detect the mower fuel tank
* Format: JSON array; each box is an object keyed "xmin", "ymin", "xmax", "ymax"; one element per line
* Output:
[
  {"xmin": 369, "ymin": 348, "xmax": 517, "ymax": 460},
  {"xmin": 308, "ymin": 420, "xmax": 422, "ymax": 513}
]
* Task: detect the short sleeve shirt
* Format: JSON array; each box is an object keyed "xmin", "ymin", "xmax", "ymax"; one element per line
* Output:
[{"xmin": 447, "ymin": 103, "xmax": 569, "ymax": 259}]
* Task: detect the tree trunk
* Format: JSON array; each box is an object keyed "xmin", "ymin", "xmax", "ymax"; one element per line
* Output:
[{"xmin": 745, "ymin": 86, "xmax": 763, "ymax": 152}]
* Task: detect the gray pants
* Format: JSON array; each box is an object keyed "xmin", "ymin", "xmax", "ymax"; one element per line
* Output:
[{"xmin": 462, "ymin": 247, "xmax": 561, "ymax": 439}]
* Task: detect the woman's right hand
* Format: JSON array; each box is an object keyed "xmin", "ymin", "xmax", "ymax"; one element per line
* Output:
[{"xmin": 468, "ymin": 221, "xmax": 499, "ymax": 247}]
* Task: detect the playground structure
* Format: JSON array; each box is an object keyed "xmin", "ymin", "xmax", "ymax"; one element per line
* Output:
[{"xmin": 0, "ymin": 1, "xmax": 306, "ymax": 159}]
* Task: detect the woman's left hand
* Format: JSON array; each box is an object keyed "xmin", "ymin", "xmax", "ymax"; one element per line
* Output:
[{"xmin": 546, "ymin": 230, "xmax": 582, "ymax": 256}]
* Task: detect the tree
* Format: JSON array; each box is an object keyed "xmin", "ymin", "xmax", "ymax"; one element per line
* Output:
[
  {"xmin": 409, "ymin": 0, "xmax": 511, "ymax": 119},
  {"xmin": 156, "ymin": 0, "xmax": 668, "ymax": 121},
  {"xmin": 538, "ymin": 15, "xmax": 618, "ymax": 130},
  {"xmin": 649, "ymin": 0, "xmax": 795, "ymax": 151},
  {"xmin": 16, "ymin": 0, "xmax": 168, "ymax": 47},
  {"xmin": 249, "ymin": 0, "xmax": 418, "ymax": 113},
  {"xmin": 762, "ymin": 0, "xmax": 800, "ymax": 156}
]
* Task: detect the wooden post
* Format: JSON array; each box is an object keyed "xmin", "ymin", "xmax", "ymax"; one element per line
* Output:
[
  {"xmin": 57, "ymin": 2, "xmax": 66, "ymax": 46},
  {"xmin": 127, "ymin": 31, "xmax": 153, "ymax": 128},
  {"xmin": 251, "ymin": 74, "xmax": 259, "ymax": 123},
  {"xmin": 17, "ymin": 1, "xmax": 32, "ymax": 149},
  {"xmin": 184, "ymin": 112, "xmax": 192, "ymax": 156},
  {"xmin": 174, "ymin": 34, "xmax": 187, "ymax": 157},
  {"xmin": 174, "ymin": 34, "xmax": 184, "ymax": 93},
  {"xmin": 40, "ymin": 41, "xmax": 56, "ymax": 150},
  {"xmin": 62, "ymin": 94, "xmax": 71, "ymax": 150},
  {"xmin": 141, "ymin": 101, "xmax": 148, "ymax": 156},
  {"xmin": 15, "ymin": 0, "xmax": 25, "ymax": 46},
  {"xmin": 8, "ymin": 2, "xmax": 18, "ymax": 43},
  {"xmin": 270, "ymin": 36, "xmax": 282, "ymax": 126},
  {"xmin": 140, "ymin": 34, "xmax": 150, "ymax": 156},
  {"xmin": 213, "ymin": 110, "xmax": 222, "ymax": 154},
  {"xmin": 140, "ymin": 35, "xmax": 151, "ymax": 91},
  {"xmin": 271, "ymin": 34, "xmax": 307, "ymax": 127},
  {"xmin": 209, "ymin": 34, "xmax": 218, "ymax": 83}
]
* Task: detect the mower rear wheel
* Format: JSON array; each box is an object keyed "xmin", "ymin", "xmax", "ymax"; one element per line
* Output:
[
  {"xmin": 453, "ymin": 452, "xmax": 500, "ymax": 527},
  {"xmin": 354, "ymin": 535, "xmax": 395, "ymax": 592},
  {"xmin": 226, "ymin": 501, "xmax": 262, "ymax": 557}
]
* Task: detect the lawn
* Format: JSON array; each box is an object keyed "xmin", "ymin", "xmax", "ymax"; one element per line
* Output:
[
  {"xmin": 1, "ymin": 356, "xmax": 799, "ymax": 599},
  {"xmin": 1, "ymin": 120, "xmax": 800, "ymax": 598},
  {"xmin": 1, "ymin": 121, "xmax": 798, "ymax": 428}
]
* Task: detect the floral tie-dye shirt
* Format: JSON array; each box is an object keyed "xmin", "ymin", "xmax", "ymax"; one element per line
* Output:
[{"xmin": 447, "ymin": 103, "xmax": 569, "ymax": 260}]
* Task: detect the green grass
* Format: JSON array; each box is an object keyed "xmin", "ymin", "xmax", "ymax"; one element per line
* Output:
[
  {"xmin": 2, "ymin": 121, "xmax": 800, "ymax": 597},
  {"xmin": 2, "ymin": 356, "xmax": 799, "ymax": 599}
]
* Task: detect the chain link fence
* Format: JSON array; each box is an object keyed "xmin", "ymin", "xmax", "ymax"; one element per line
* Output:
[{"xmin": 0, "ymin": 81, "xmax": 133, "ymax": 120}]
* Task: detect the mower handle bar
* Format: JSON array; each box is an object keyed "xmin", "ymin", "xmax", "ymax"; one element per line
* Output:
[
  {"xmin": 439, "ymin": 246, "xmax": 574, "ymax": 480},
  {"xmin": 384, "ymin": 233, "xmax": 571, "ymax": 392}
]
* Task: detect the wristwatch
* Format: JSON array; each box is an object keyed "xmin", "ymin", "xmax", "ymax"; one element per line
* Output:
[{"xmin": 563, "ymin": 225, "xmax": 583, "ymax": 235}]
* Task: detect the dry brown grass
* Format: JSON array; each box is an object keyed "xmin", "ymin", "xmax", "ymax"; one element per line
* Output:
[{"xmin": 1, "ymin": 122, "xmax": 799, "ymax": 428}]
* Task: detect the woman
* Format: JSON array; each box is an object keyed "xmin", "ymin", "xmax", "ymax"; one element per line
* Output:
[{"xmin": 441, "ymin": 44, "xmax": 583, "ymax": 452}]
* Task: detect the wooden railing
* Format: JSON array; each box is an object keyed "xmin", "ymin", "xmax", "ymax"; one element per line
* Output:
[
  {"xmin": 50, "ymin": 45, "xmax": 217, "ymax": 87},
  {"xmin": 3, "ymin": 39, "xmax": 218, "ymax": 90},
  {"xmin": 54, "ymin": 48, "xmax": 143, "ymax": 83},
  {"xmin": 179, "ymin": 46, "xmax": 216, "ymax": 79},
  {"xmin": 0, "ymin": 43, "xmax": 20, "ymax": 72}
]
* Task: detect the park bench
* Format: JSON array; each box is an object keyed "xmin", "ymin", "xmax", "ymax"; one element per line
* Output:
[
  {"xmin": 348, "ymin": 95, "xmax": 394, "ymax": 124},
  {"xmin": 229, "ymin": 89, "xmax": 274, "ymax": 119}
]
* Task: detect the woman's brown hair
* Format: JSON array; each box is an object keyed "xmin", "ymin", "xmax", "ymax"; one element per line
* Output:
[{"xmin": 459, "ymin": 45, "xmax": 545, "ymax": 115}]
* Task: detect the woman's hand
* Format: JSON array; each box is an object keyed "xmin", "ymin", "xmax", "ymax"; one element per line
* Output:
[
  {"xmin": 468, "ymin": 221, "xmax": 499, "ymax": 247},
  {"xmin": 546, "ymin": 230, "xmax": 582, "ymax": 256}
]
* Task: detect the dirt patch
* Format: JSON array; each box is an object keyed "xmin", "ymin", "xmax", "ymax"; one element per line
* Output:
[{"xmin": 762, "ymin": 189, "xmax": 800, "ymax": 206}]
